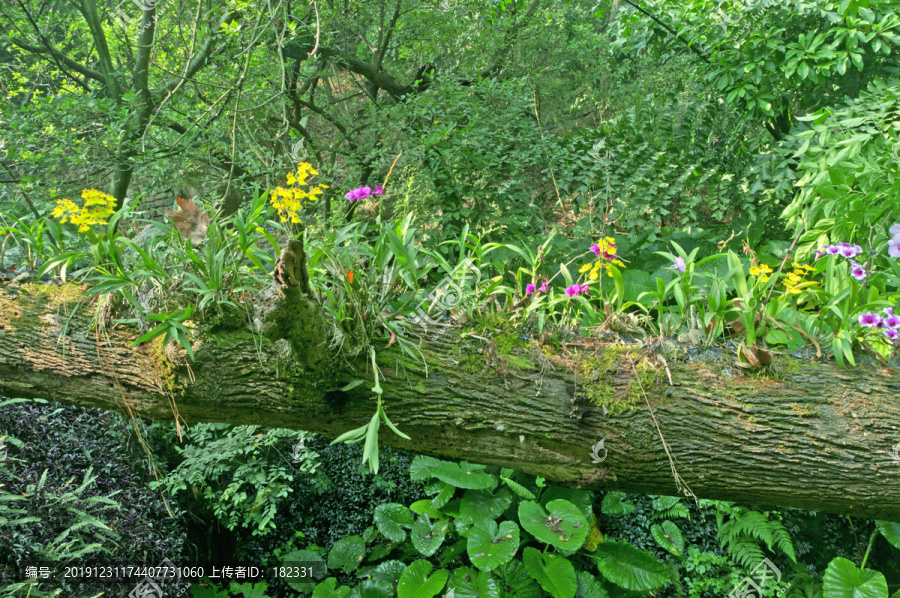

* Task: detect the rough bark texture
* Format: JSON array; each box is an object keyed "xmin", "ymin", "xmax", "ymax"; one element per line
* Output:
[{"xmin": 2, "ymin": 283, "xmax": 900, "ymax": 521}]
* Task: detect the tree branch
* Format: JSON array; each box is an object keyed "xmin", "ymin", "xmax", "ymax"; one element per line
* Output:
[
  {"xmin": 3, "ymin": 284, "xmax": 900, "ymax": 521},
  {"xmin": 619, "ymin": 0, "xmax": 710, "ymax": 64}
]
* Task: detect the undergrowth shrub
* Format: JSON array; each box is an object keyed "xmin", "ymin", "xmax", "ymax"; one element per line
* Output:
[{"xmin": 0, "ymin": 398, "xmax": 188, "ymax": 597}]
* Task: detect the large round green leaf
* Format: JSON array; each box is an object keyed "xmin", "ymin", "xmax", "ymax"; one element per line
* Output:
[
  {"xmin": 328, "ymin": 535, "xmax": 366, "ymax": 573},
  {"xmin": 497, "ymin": 561, "xmax": 542, "ymax": 598},
  {"xmin": 365, "ymin": 541, "xmax": 399, "ymax": 563},
  {"xmin": 450, "ymin": 566, "xmax": 501, "ymax": 598},
  {"xmin": 650, "ymin": 521, "xmax": 684, "ymax": 556},
  {"xmin": 411, "ymin": 517, "xmax": 450, "ymax": 557},
  {"xmin": 593, "ymin": 541, "xmax": 670, "ymax": 592},
  {"xmin": 348, "ymin": 580, "xmax": 393, "ymax": 598},
  {"xmin": 823, "ymin": 557, "xmax": 889, "ymax": 598},
  {"xmin": 372, "ymin": 560, "xmax": 407, "ymax": 586},
  {"xmin": 410, "ymin": 499, "xmax": 445, "ymax": 519},
  {"xmin": 522, "ymin": 546, "xmax": 577, "ymax": 598},
  {"xmin": 432, "ymin": 461, "xmax": 497, "ymax": 489},
  {"xmin": 575, "ymin": 572, "xmax": 609, "ymax": 598},
  {"xmin": 600, "ymin": 492, "xmax": 635, "ymax": 516},
  {"xmin": 518, "ymin": 499, "xmax": 588, "ymax": 550},
  {"xmin": 540, "ymin": 487, "xmax": 594, "ymax": 519},
  {"xmin": 410, "ymin": 455, "xmax": 444, "ymax": 480},
  {"xmin": 374, "ymin": 503, "xmax": 414, "ymax": 542},
  {"xmin": 460, "ymin": 488, "xmax": 513, "ymax": 523},
  {"xmin": 397, "ymin": 560, "xmax": 449, "ymax": 598},
  {"xmin": 876, "ymin": 521, "xmax": 900, "ymax": 550},
  {"xmin": 427, "ymin": 480, "xmax": 457, "ymax": 509},
  {"xmin": 466, "ymin": 519, "xmax": 520, "ymax": 572},
  {"xmin": 312, "ymin": 578, "xmax": 351, "ymax": 598}
]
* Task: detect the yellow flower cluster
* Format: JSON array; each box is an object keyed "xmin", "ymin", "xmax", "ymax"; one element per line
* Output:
[
  {"xmin": 269, "ymin": 162, "xmax": 328, "ymax": 223},
  {"xmin": 51, "ymin": 189, "xmax": 116, "ymax": 232},
  {"xmin": 783, "ymin": 262, "xmax": 817, "ymax": 296},
  {"xmin": 748, "ymin": 263, "xmax": 773, "ymax": 282},
  {"xmin": 580, "ymin": 237, "xmax": 625, "ymax": 281}
]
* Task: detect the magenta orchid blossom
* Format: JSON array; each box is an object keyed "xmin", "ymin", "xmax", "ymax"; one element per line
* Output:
[
  {"xmin": 565, "ymin": 283, "xmax": 589, "ymax": 297},
  {"xmin": 525, "ymin": 283, "xmax": 536, "ymax": 296},
  {"xmin": 859, "ymin": 312, "xmax": 882, "ymax": 327},
  {"xmin": 344, "ymin": 185, "xmax": 386, "ymax": 201},
  {"xmin": 539, "ymin": 281, "xmax": 549, "ymax": 293}
]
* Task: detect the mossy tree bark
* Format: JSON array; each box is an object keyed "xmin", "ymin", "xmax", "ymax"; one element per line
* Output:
[{"xmin": 2, "ymin": 283, "xmax": 900, "ymax": 521}]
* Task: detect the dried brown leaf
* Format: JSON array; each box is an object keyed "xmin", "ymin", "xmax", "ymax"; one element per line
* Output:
[{"xmin": 164, "ymin": 196, "xmax": 209, "ymax": 244}]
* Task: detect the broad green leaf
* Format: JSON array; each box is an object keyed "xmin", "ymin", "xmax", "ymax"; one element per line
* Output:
[
  {"xmin": 466, "ymin": 519, "xmax": 519, "ymax": 572},
  {"xmin": 518, "ymin": 500, "xmax": 589, "ymax": 550},
  {"xmin": 876, "ymin": 521, "xmax": 900, "ymax": 549},
  {"xmin": 373, "ymin": 503, "xmax": 414, "ymax": 542},
  {"xmin": 397, "ymin": 560, "xmax": 449, "ymax": 598},
  {"xmin": 823, "ymin": 557, "xmax": 888, "ymax": 598},
  {"xmin": 428, "ymin": 480, "xmax": 457, "ymax": 509},
  {"xmin": 460, "ymin": 488, "xmax": 513, "ymax": 522},
  {"xmin": 372, "ymin": 561, "xmax": 407, "ymax": 585},
  {"xmin": 600, "ymin": 492, "xmax": 635, "ymax": 516},
  {"xmin": 431, "ymin": 461, "xmax": 496, "ymax": 489},
  {"xmin": 327, "ymin": 536, "xmax": 366, "ymax": 573},
  {"xmin": 366, "ymin": 541, "xmax": 399, "ymax": 562},
  {"xmin": 496, "ymin": 560, "xmax": 542, "ymax": 598},
  {"xmin": 593, "ymin": 541, "xmax": 670, "ymax": 592},
  {"xmin": 411, "ymin": 517, "xmax": 450, "ymax": 557},
  {"xmin": 522, "ymin": 546, "xmax": 577, "ymax": 598},
  {"xmin": 650, "ymin": 521, "xmax": 684, "ymax": 556},
  {"xmin": 449, "ymin": 566, "xmax": 501, "ymax": 598},
  {"xmin": 541, "ymin": 487, "xmax": 594, "ymax": 520},
  {"xmin": 409, "ymin": 499, "xmax": 445, "ymax": 519},
  {"xmin": 410, "ymin": 455, "xmax": 443, "ymax": 480},
  {"xmin": 575, "ymin": 572, "xmax": 609, "ymax": 598},
  {"xmin": 312, "ymin": 578, "xmax": 351, "ymax": 598},
  {"xmin": 348, "ymin": 580, "xmax": 393, "ymax": 598}
]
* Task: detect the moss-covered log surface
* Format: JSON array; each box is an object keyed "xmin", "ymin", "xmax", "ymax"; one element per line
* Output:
[{"xmin": 2, "ymin": 283, "xmax": 900, "ymax": 521}]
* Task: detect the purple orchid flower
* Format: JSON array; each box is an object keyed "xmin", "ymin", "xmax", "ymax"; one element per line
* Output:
[
  {"xmin": 889, "ymin": 236, "xmax": 900, "ymax": 258},
  {"xmin": 859, "ymin": 312, "xmax": 882, "ymax": 327}
]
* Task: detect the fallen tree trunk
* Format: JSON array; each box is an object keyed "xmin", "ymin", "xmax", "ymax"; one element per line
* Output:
[{"xmin": 2, "ymin": 283, "xmax": 900, "ymax": 521}]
